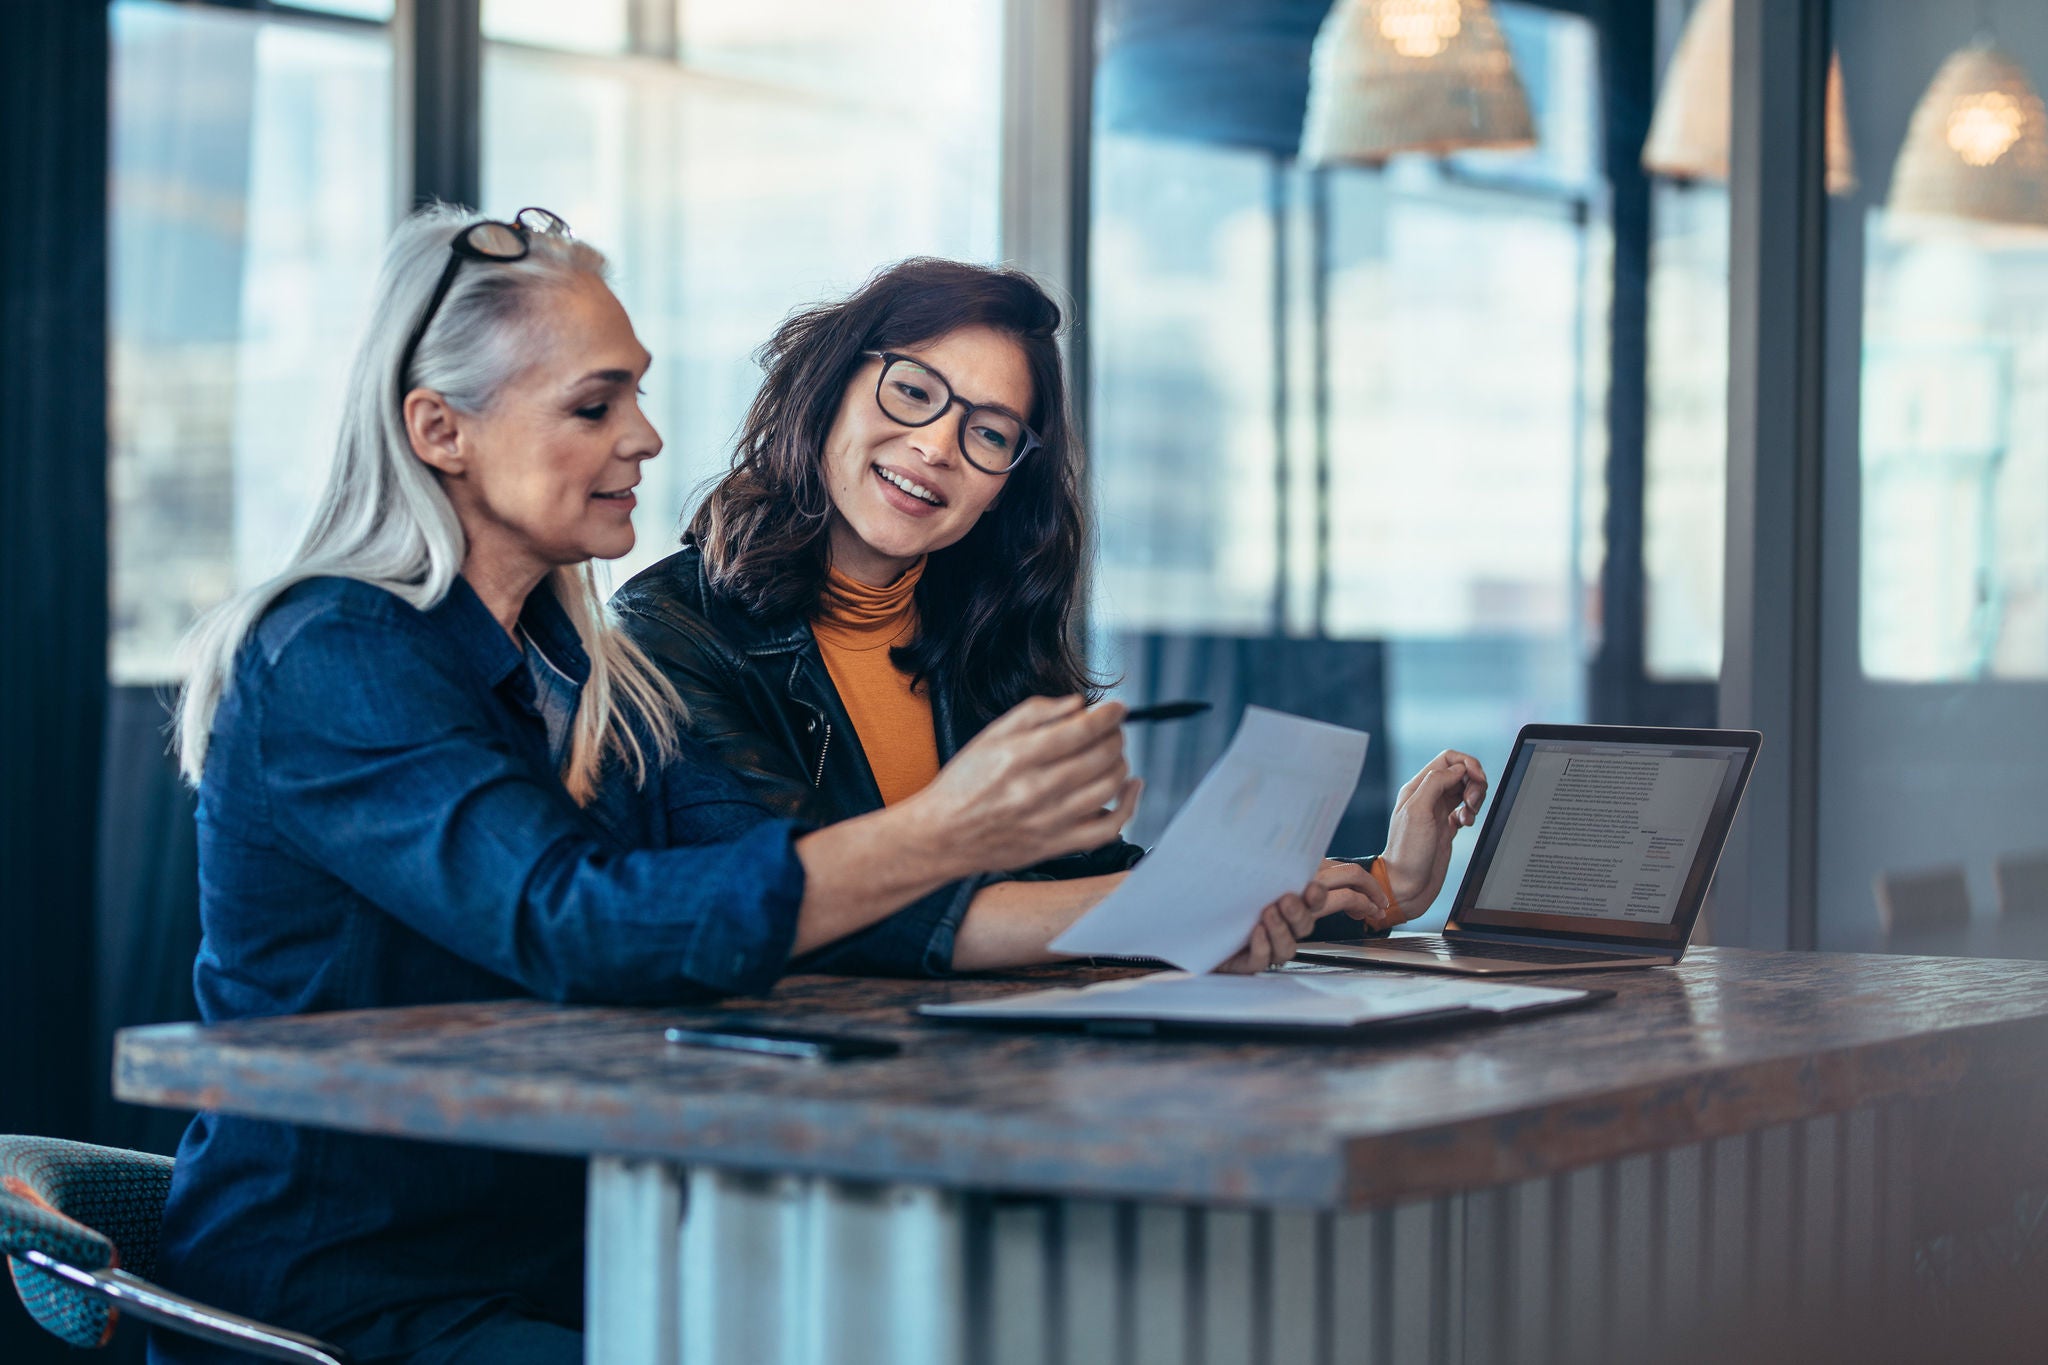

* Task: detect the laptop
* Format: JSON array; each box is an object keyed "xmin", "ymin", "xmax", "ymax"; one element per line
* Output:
[{"xmin": 1297, "ymin": 724, "xmax": 1761, "ymax": 975}]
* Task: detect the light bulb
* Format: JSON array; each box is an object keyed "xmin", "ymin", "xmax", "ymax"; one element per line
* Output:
[
  {"xmin": 1376, "ymin": 0, "xmax": 1463, "ymax": 61},
  {"xmin": 1945, "ymin": 90, "xmax": 2024, "ymax": 167}
]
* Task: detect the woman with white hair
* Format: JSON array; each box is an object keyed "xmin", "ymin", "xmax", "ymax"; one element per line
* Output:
[{"xmin": 150, "ymin": 205, "xmax": 1333, "ymax": 1365}]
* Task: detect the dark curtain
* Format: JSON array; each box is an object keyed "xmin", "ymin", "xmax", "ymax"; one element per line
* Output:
[
  {"xmin": 94, "ymin": 687, "xmax": 203, "ymax": 1159},
  {"xmin": 69, "ymin": 688, "xmax": 204, "ymax": 1365},
  {"xmin": 1, "ymin": 2, "xmax": 111, "ymax": 1361}
]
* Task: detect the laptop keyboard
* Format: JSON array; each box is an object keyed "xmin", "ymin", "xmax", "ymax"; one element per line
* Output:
[{"xmin": 1367, "ymin": 936, "xmax": 1642, "ymax": 965}]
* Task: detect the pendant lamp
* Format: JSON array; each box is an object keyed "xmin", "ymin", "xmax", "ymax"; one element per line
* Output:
[
  {"xmin": 1639, "ymin": 0, "xmax": 1857, "ymax": 195},
  {"xmin": 1886, "ymin": 40, "xmax": 2048, "ymax": 237},
  {"xmin": 1298, "ymin": 0, "xmax": 1536, "ymax": 166}
]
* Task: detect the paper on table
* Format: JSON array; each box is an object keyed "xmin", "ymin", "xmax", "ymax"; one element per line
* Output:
[
  {"xmin": 920, "ymin": 970, "xmax": 1588, "ymax": 1027},
  {"xmin": 1049, "ymin": 706, "xmax": 1369, "ymax": 972}
]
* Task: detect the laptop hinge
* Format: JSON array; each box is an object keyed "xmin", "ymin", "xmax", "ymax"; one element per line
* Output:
[{"xmin": 1443, "ymin": 926, "xmax": 1677, "ymax": 957}]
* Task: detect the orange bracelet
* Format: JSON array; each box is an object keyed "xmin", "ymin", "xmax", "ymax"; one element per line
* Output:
[{"xmin": 1368, "ymin": 857, "xmax": 1403, "ymax": 923}]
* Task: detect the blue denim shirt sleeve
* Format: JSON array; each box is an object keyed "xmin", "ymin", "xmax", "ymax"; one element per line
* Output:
[
  {"xmin": 585, "ymin": 727, "xmax": 971, "ymax": 979},
  {"xmin": 253, "ymin": 596, "xmax": 806, "ymax": 1003}
]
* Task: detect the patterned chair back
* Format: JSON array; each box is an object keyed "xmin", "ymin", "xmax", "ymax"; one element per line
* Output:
[{"xmin": 0, "ymin": 1135, "xmax": 175, "ymax": 1348}]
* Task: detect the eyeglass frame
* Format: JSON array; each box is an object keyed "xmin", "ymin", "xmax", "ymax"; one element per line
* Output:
[
  {"xmin": 396, "ymin": 207, "xmax": 571, "ymax": 404},
  {"xmin": 861, "ymin": 350, "xmax": 1043, "ymax": 475}
]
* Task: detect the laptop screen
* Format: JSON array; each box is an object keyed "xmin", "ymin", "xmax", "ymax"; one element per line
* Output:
[{"xmin": 1446, "ymin": 727, "xmax": 1759, "ymax": 948}]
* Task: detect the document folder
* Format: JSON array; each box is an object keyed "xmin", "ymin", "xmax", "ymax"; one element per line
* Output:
[{"xmin": 918, "ymin": 968, "xmax": 1611, "ymax": 1041}]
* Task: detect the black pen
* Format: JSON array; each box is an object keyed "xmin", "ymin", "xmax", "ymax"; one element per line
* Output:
[
  {"xmin": 662, "ymin": 1024, "xmax": 901, "ymax": 1062},
  {"xmin": 1122, "ymin": 700, "xmax": 1211, "ymax": 724}
]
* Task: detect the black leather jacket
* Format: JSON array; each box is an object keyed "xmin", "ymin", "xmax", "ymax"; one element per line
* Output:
[{"xmin": 611, "ymin": 544, "xmax": 1144, "ymax": 974}]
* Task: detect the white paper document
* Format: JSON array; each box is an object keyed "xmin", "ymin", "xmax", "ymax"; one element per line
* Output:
[
  {"xmin": 921, "ymin": 970, "xmax": 1589, "ymax": 1028},
  {"xmin": 1048, "ymin": 706, "xmax": 1370, "ymax": 973}
]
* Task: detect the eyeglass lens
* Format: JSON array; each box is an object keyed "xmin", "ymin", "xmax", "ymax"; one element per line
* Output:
[
  {"xmin": 876, "ymin": 358, "xmax": 1026, "ymax": 472},
  {"xmin": 514, "ymin": 206, "xmax": 570, "ymax": 237},
  {"xmin": 462, "ymin": 221, "xmax": 527, "ymax": 259}
]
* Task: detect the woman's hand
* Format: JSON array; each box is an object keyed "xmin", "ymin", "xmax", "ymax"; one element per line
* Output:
[
  {"xmin": 1213, "ymin": 883, "xmax": 1329, "ymax": 973},
  {"xmin": 1369, "ymin": 750, "xmax": 1489, "ymax": 923},
  {"xmin": 1313, "ymin": 858, "xmax": 1397, "ymax": 931},
  {"xmin": 905, "ymin": 695, "xmax": 1142, "ymax": 879}
]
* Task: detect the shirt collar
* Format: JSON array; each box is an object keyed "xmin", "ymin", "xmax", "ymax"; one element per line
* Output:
[
  {"xmin": 518, "ymin": 579, "xmax": 592, "ymax": 684},
  {"xmin": 431, "ymin": 575, "xmax": 592, "ymax": 693}
]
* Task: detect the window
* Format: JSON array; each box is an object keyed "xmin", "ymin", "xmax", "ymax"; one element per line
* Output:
[
  {"xmin": 1859, "ymin": 222, "xmax": 2048, "ymax": 681},
  {"xmin": 107, "ymin": 0, "xmax": 1009, "ymax": 680},
  {"xmin": 1812, "ymin": 4, "xmax": 2048, "ymax": 954},
  {"xmin": 1642, "ymin": 181, "xmax": 1730, "ymax": 680},
  {"xmin": 480, "ymin": 0, "xmax": 1007, "ymax": 590},
  {"xmin": 484, "ymin": 0, "xmax": 628, "ymax": 54},
  {"xmin": 1090, "ymin": 1, "xmax": 1609, "ymax": 921},
  {"xmin": 109, "ymin": 0, "xmax": 392, "ymax": 683},
  {"xmin": 1089, "ymin": 137, "xmax": 1280, "ymax": 635}
]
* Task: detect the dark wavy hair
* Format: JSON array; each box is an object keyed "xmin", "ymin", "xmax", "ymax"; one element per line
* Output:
[{"xmin": 687, "ymin": 257, "xmax": 1099, "ymax": 725}]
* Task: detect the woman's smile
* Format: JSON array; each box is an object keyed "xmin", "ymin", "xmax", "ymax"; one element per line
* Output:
[
  {"xmin": 591, "ymin": 481, "xmax": 638, "ymax": 511},
  {"xmin": 872, "ymin": 462, "xmax": 946, "ymax": 514}
]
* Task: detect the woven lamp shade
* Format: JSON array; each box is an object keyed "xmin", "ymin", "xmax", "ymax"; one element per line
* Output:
[
  {"xmin": 1299, "ymin": 0, "xmax": 1535, "ymax": 166},
  {"xmin": 1639, "ymin": 0, "xmax": 1857, "ymax": 195},
  {"xmin": 1886, "ymin": 42, "xmax": 2048, "ymax": 236}
]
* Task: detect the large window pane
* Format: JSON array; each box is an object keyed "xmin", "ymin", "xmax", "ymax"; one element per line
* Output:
[
  {"xmin": 1859, "ymin": 224, "xmax": 2048, "ymax": 681},
  {"xmin": 483, "ymin": 0, "xmax": 628, "ymax": 55},
  {"xmin": 109, "ymin": 0, "xmax": 392, "ymax": 683},
  {"xmin": 482, "ymin": 0, "xmax": 1004, "ymax": 589},
  {"xmin": 1089, "ymin": 136, "xmax": 1280, "ymax": 635},
  {"xmin": 1090, "ymin": 1, "xmax": 1608, "ymax": 920},
  {"xmin": 1321, "ymin": 172, "xmax": 1598, "ymax": 646},
  {"xmin": 1643, "ymin": 182, "xmax": 1729, "ymax": 680},
  {"xmin": 290, "ymin": 0, "xmax": 393, "ymax": 20},
  {"xmin": 1817, "ymin": 0, "xmax": 2048, "ymax": 956}
]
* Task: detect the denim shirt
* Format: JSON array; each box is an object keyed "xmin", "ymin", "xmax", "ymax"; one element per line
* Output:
[{"xmin": 153, "ymin": 575, "xmax": 809, "ymax": 1364}]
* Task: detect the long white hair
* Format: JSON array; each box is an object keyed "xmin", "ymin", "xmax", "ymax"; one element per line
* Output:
[{"xmin": 175, "ymin": 203, "xmax": 680, "ymax": 803}]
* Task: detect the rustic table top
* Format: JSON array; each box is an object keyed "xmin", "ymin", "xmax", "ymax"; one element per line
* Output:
[{"xmin": 113, "ymin": 947, "xmax": 2048, "ymax": 1208}]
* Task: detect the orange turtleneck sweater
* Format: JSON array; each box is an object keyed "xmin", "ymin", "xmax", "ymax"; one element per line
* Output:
[{"xmin": 812, "ymin": 559, "xmax": 941, "ymax": 806}]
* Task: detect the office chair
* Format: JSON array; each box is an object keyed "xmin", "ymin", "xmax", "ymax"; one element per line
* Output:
[
  {"xmin": 1994, "ymin": 852, "xmax": 2048, "ymax": 918},
  {"xmin": 1873, "ymin": 865, "xmax": 1972, "ymax": 940},
  {"xmin": 0, "ymin": 1135, "xmax": 350, "ymax": 1362}
]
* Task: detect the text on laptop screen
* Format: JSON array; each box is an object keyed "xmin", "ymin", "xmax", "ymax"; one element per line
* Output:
[{"xmin": 1471, "ymin": 742, "xmax": 1748, "ymax": 926}]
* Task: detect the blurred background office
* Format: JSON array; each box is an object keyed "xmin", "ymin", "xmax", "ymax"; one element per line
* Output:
[{"xmin": 4, "ymin": 0, "xmax": 2048, "ymax": 1358}]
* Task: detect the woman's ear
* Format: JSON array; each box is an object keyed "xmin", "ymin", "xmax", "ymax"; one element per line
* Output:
[{"xmin": 404, "ymin": 390, "xmax": 466, "ymax": 478}]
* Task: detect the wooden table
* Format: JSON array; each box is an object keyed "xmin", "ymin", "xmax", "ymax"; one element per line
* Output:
[{"xmin": 114, "ymin": 949, "xmax": 2048, "ymax": 1365}]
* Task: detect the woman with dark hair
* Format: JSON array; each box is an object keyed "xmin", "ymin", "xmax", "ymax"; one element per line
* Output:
[{"xmin": 614, "ymin": 259, "xmax": 1484, "ymax": 970}]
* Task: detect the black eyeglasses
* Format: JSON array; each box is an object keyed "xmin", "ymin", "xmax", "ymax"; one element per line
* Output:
[
  {"xmin": 863, "ymin": 350, "xmax": 1041, "ymax": 475},
  {"xmin": 396, "ymin": 207, "xmax": 572, "ymax": 402}
]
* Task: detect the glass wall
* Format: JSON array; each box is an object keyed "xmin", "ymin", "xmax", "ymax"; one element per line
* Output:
[
  {"xmin": 1858, "ymin": 226, "xmax": 2048, "ymax": 682},
  {"xmin": 1819, "ymin": 0, "xmax": 2048, "ymax": 949},
  {"xmin": 1090, "ymin": 0, "xmax": 1610, "ymax": 920},
  {"xmin": 108, "ymin": 0, "xmax": 392, "ymax": 683},
  {"xmin": 1642, "ymin": 178, "xmax": 1729, "ymax": 681},
  {"xmin": 107, "ymin": 0, "xmax": 1006, "ymax": 687},
  {"xmin": 480, "ymin": 0, "xmax": 1006, "ymax": 589}
]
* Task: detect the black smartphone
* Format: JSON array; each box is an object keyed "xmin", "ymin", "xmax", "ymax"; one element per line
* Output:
[{"xmin": 662, "ymin": 1024, "xmax": 902, "ymax": 1062}]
